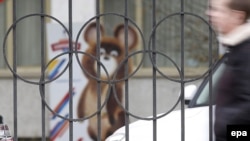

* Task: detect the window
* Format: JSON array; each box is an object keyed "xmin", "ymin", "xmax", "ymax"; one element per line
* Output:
[
  {"xmin": 1, "ymin": 0, "xmax": 48, "ymax": 77},
  {"xmin": 102, "ymin": 0, "xmax": 219, "ymax": 77}
]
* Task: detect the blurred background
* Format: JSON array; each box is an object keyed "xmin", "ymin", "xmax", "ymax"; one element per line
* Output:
[{"xmin": 0, "ymin": 0, "xmax": 218, "ymax": 140}]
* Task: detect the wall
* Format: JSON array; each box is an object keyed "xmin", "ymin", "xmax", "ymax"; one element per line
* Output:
[{"xmin": 0, "ymin": 78, "xmax": 201, "ymax": 137}]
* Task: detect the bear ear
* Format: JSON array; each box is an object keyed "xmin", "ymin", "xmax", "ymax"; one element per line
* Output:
[
  {"xmin": 83, "ymin": 22, "xmax": 105, "ymax": 44},
  {"xmin": 114, "ymin": 24, "xmax": 138, "ymax": 51}
]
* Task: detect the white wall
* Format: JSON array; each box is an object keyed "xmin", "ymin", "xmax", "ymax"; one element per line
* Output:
[
  {"xmin": 0, "ymin": 78, "xmax": 201, "ymax": 137},
  {"xmin": 51, "ymin": 0, "xmax": 95, "ymax": 23}
]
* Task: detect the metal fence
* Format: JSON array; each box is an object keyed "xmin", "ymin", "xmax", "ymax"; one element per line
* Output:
[{"xmin": 2, "ymin": 0, "xmax": 217, "ymax": 141}]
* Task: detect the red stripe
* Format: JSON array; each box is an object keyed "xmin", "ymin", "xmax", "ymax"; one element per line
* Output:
[{"xmin": 51, "ymin": 121, "xmax": 69, "ymax": 141}]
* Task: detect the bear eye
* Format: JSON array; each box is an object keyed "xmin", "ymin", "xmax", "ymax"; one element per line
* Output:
[
  {"xmin": 100, "ymin": 48, "xmax": 106, "ymax": 55},
  {"xmin": 110, "ymin": 50, "xmax": 118, "ymax": 57}
]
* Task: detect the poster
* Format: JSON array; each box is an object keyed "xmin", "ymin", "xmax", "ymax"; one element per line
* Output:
[
  {"xmin": 48, "ymin": 1, "xmax": 96, "ymax": 140},
  {"xmin": 47, "ymin": 23, "xmax": 91, "ymax": 141},
  {"xmin": 47, "ymin": 19, "xmax": 139, "ymax": 141}
]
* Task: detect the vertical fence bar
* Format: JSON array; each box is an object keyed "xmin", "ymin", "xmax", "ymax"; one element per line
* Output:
[
  {"xmin": 68, "ymin": 0, "xmax": 74, "ymax": 141},
  {"xmin": 95, "ymin": 1, "xmax": 102, "ymax": 140},
  {"xmin": 208, "ymin": 26, "xmax": 214, "ymax": 141},
  {"xmin": 124, "ymin": 0, "xmax": 132, "ymax": 141},
  {"xmin": 124, "ymin": 0, "xmax": 130, "ymax": 141},
  {"xmin": 208, "ymin": 1, "xmax": 214, "ymax": 141},
  {"xmin": 40, "ymin": 0, "xmax": 46, "ymax": 141},
  {"xmin": 12, "ymin": 0, "xmax": 17, "ymax": 140},
  {"xmin": 180, "ymin": 0, "xmax": 185, "ymax": 141},
  {"xmin": 152, "ymin": 0, "xmax": 157, "ymax": 141}
]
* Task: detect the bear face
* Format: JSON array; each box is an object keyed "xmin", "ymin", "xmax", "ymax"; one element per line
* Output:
[{"xmin": 82, "ymin": 22, "xmax": 138, "ymax": 80}]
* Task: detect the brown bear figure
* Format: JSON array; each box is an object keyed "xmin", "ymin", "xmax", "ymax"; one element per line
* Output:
[{"xmin": 77, "ymin": 22, "xmax": 138, "ymax": 141}]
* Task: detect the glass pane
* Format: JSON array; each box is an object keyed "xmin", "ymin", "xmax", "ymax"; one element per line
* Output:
[
  {"xmin": 142, "ymin": 0, "xmax": 218, "ymax": 69},
  {"xmin": 15, "ymin": 0, "xmax": 42, "ymax": 67},
  {"xmin": 0, "ymin": 2, "xmax": 6, "ymax": 68},
  {"xmin": 102, "ymin": 0, "xmax": 135, "ymax": 34}
]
